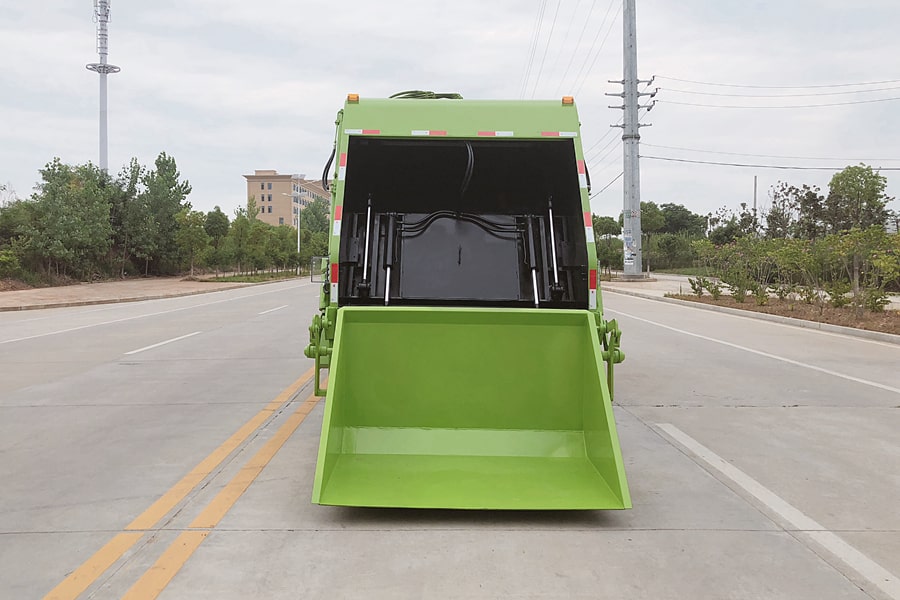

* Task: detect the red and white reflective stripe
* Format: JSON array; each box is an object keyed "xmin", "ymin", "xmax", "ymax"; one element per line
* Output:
[
  {"xmin": 330, "ymin": 263, "xmax": 339, "ymax": 301},
  {"xmin": 589, "ymin": 268, "xmax": 598, "ymax": 310},
  {"xmin": 541, "ymin": 131, "xmax": 578, "ymax": 138},
  {"xmin": 337, "ymin": 153, "xmax": 348, "ymax": 181},
  {"xmin": 411, "ymin": 130, "xmax": 448, "ymax": 136},
  {"xmin": 577, "ymin": 160, "xmax": 588, "ymax": 189},
  {"xmin": 477, "ymin": 130, "xmax": 514, "ymax": 137},
  {"xmin": 332, "ymin": 205, "xmax": 343, "ymax": 236},
  {"xmin": 344, "ymin": 129, "xmax": 381, "ymax": 135},
  {"xmin": 583, "ymin": 211, "xmax": 593, "ymax": 242}
]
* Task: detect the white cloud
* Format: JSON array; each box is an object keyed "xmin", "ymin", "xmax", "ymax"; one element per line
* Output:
[{"xmin": 0, "ymin": 0, "xmax": 897, "ymax": 220}]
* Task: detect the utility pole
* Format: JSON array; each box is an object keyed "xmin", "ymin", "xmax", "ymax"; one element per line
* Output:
[
  {"xmin": 607, "ymin": 0, "xmax": 654, "ymax": 279},
  {"xmin": 85, "ymin": 0, "xmax": 120, "ymax": 172}
]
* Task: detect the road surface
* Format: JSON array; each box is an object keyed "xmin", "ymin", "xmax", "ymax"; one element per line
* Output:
[{"xmin": 0, "ymin": 280, "xmax": 897, "ymax": 599}]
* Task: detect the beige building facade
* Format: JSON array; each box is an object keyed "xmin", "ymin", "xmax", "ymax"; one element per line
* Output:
[{"xmin": 243, "ymin": 169, "xmax": 330, "ymax": 228}]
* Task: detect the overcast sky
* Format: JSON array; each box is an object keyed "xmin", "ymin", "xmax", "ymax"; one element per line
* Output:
[{"xmin": 2, "ymin": 0, "xmax": 898, "ymax": 221}]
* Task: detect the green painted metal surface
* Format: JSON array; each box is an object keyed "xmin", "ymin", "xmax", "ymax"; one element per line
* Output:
[{"xmin": 311, "ymin": 306, "xmax": 631, "ymax": 510}]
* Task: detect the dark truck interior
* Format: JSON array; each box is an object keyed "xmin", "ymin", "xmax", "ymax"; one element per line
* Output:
[{"xmin": 337, "ymin": 137, "xmax": 590, "ymax": 309}]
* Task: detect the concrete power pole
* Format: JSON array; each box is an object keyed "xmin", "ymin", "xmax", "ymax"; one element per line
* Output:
[
  {"xmin": 85, "ymin": 0, "xmax": 120, "ymax": 172},
  {"xmin": 607, "ymin": 0, "xmax": 654, "ymax": 279}
]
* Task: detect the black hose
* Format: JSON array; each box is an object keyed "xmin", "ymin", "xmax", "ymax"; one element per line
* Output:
[
  {"xmin": 584, "ymin": 161, "xmax": 592, "ymax": 193},
  {"xmin": 321, "ymin": 145, "xmax": 336, "ymax": 191},
  {"xmin": 460, "ymin": 142, "xmax": 474, "ymax": 199},
  {"xmin": 389, "ymin": 90, "xmax": 464, "ymax": 100}
]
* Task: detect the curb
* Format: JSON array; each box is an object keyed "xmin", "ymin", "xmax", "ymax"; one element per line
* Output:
[
  {"xmin": 603, "ymin": 287, "xmax": 900, "ymax": 346},
  {"xmin": 0, "ymin": 280, "xmax": 278, "ymax": 312}
]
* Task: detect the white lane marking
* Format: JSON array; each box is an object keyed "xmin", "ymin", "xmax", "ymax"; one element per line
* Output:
[
  {"xmin": 258, "ymin": 305, "xmax": 288, "ymax": 315},
  {"xmin": 607, "ymin": 308, "xmax": 900, "ymax": 395},
  {"xmin": 124, "ymin": 331, "xmax": 202, "ymax": 355},
  {"xmin": 604, "ymin": 289, "xmax": 900, "ymax": 349},
  {"xmin": 0, "ymin": 282, "xmax": 312, "ymax": 346},
  {"xmin": 657, "ymin": 423, "xmax": 900, "ymax": 600}
]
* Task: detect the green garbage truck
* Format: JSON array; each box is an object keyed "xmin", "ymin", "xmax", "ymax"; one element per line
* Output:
[{"xmin": 304, "ymin": 91, "xmax": 630, "ymax": 510}]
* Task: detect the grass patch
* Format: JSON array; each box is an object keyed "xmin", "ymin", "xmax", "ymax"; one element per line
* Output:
[{"xmin": 204, "ymin": 271, "xmax": 300, "ymax": 283}]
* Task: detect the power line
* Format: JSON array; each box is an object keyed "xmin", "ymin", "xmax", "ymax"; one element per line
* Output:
[
  {"xmin": 656, "ymin": 75, "xmax": 900, "ymax": 90},
  {"xmin": 545, "ymin": 0, "xmax": 582, "ymax": 95},
  {"xmin": 566, "ymin": 0, "xmax": 618, "ymax": 94},
  {"xmin": 530, "ymin": 0, "xmax": 563, "ymax": 98},
  {"xmin": 521, "ymin": 0, "xmax": 548, "ymax": 98},
  {"xmin": 590, "ymin": 171, "xmax": 624, "ymax": 198},
  {"xmin": 573, "ymin": 0, "xmax": 622, "ymax": 96},
  {"xmin": 658, "ymin": 96, "xmax": 900, "ymax": 109},
  {"xmin": 640, "ymin": 155, "xmax": 900, "ymax": 171},
  {"xmin": 554, "ymin": 0, "xmax": 597, "ymax": 96},
  {"xmin": 641, "ymin": 143, "xmax": 900, "ymax": 163},
  {"xmin": 660, "ymin": 85, "xmax": 900, "ymax": 98}
]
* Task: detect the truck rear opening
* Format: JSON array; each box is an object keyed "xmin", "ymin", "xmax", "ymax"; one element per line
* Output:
[{"xmin": 306, "ymin": 95, "xmax": 629, "ymax": 510}]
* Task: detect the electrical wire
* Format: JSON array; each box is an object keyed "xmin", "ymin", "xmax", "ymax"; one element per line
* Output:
[
  {"xmin": 655, "ymin": 75, "xmax": 900, "ymax": 89},
  {"xmin": 566, "ymin": 0, "xmax": 618, "ymax": 95},
  {"xmin": 554, "ymin": 0, "xmax": 597, "ymax": 95},
  {"xmin": 573, "ymin": 1, "xmax": 622, "ymax": 96},
  {"xmin": 545, "ymin": 0, "xmax": 582, "ymax": 95},
  {"xmin": 521, "ymin": 0, "xmax": 549, "ymax": 98},
  {"xmin": 660, "ymin": 85, "xmax": 900, "ymax": 98},
  {"xmin": 530, "ymin": 0, "xmax": 563, "ymax": 98},
  {"xmin": 640, "ymin": 155, "xmax": 900, "ymax": 171},
  {"xmin": 658, "ymin": 96, "xmax": 900, "ymax": 109},
  {"xmin": 589, "ymin": 171, "xmax": 623, "ymax": 198},
  {"xmin": 641, "ymin": 143, "xmax": 900, "ymax": 163}
]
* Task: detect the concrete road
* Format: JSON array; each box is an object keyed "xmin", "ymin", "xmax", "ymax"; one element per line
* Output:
[{"xmin": 0, "ymin": 281, "xmax": 897, "ymax": 599}]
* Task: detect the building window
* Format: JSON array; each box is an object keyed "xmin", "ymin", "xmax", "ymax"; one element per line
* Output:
[
  {"xmin": 279, "ymin": 217, "xmax": 284, "ymax": 225},
  {"xmin": 267, "ymin": 182, "xmax": 272, "ymax": 190},
  {"xmin": 268, "ymin": 205, "xmax": 272, "ymax": 213},
  {"xmin": 260, "ymin": 183, "xmax": 265, "ymax": 190},
  {"xmin": 268, "ymin": 194, "xmax": 272, "ymax": 202}
]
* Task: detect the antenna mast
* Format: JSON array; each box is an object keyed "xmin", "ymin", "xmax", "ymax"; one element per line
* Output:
[{"xmin": 85, "ymin": 0, "xmax": 120, "ymax": 172}]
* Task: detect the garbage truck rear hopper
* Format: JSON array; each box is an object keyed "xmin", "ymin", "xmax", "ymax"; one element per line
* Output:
[{"xmin": 304, "ymin": 92, "xmax": 629, "ymax": 510}]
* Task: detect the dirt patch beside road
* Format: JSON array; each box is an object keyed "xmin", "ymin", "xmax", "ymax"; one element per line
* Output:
[{"xmin": 668, "ymin": 294, "xmax": 900, "ymax": 336}]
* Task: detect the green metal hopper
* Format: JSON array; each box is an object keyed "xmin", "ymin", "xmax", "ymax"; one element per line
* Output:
[
  {"xmin": 311, "ymin": 307, "xmax": 629, "ymax": 509},
  {"xmin": 305, "ymin": 93, "xmax": 629, "ymax": 510}
]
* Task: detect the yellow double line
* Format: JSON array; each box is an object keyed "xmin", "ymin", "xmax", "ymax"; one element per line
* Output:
[{"xmin": 44, "ymin": 367, "xmax": 320, "ymax": 600}]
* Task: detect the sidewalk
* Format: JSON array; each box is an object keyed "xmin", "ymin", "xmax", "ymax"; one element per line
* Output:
[{"xmin": 0, "ymin": 277, "xmax": 256, "ymax": 311}]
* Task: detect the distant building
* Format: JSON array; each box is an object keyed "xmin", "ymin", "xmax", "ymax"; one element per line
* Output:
[{"xmin": 242, "ymin": 169, "xmax": 330, "ymax": 228}]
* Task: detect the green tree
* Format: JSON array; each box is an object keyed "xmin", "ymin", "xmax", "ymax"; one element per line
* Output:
[
  {"xmin": 205, "ymin": 206, "xmax": 231, "ymax": 275},
  {"xmin": 659, "ymin": 203, "xmax": 706, "ymax": 236},
  {"xmin": 825, "ymin": 164, "xmax": 891, "ymax": 233},
  {"xmin": 143, "ymin": 152, "xmax": 192, "ymax": 274},
  {"xmin": 175, "ymin": 208, "xmax": 210, "ymax": 277},
  {"xmin": 301, "ymin": 197, "xmax": 330, "ymax": 235},
  {"xmin": 21, "ymin": 159, "xmax": 114, "ymax": 278}
]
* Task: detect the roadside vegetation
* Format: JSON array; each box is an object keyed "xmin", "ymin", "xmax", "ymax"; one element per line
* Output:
[
  {"xmin": 592, "ymin": 164, "xmax": 899, "ymax": 333},
  {"xmin": 0, "ymin": 155, "xmax": 330, "ymax": 288}
]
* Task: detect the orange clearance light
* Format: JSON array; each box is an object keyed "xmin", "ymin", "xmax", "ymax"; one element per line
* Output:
[
  {"xmin": 347, "ymin": 93, "xmax": 360, "ymax": 103},
  {"xmin": 562, "ymin": 96, "xmax": 574, "ymax": 105}
]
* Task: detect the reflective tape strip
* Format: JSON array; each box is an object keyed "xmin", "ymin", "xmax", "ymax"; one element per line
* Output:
[
  {"xmin": 344, "ymin": 129, "xmax": 362, "ymax": 135},
  {"xmin": 411, "ymin": 130, "xmax": 447, "ymax": 136},
  {"xmin": 344, "ymin": 129, "xmax": 381, "ymax": 135},
  {"xmin": 332, "ymin": 220, "xmax": 341, "ymax": 236},
  {"xmin": 477, "ymin": 131, "xmax": 514, "ymax": 137},
  {"xmin": 579, "ymin": 174, "xmax": 588, "ymax": 189},
  {"xmin": 577, "ymin": 160, "xmax": 586, "ymax": 174},
  {"xmin": 586, "ymin": 226, "xmax": 594, "ymax": 242},
  {"xmin": 337, "ymin": 153, "xmax": 347, "ymax": 180},
  {"xmin": 589, "ymin": 289, "xmax": 597, "ymax": 310},
  {"xmin": 589, "ymin": 269, "xmax": 598, "ymax": 289},
  {"xmin": 541, "ymin": 131, "xmax": 578, "ymax": 137},
  {"xmin": 334, "ymin": 205, "xmax": 343, "ymax": 220},
  {"xmin": 583, "ymin": 211, "xmax": 592, "ymax": 227},
  {"xmin": 330, "ymin": 263, "xmax": 338, "ymax": 284},
  {"xmin": 331, "ymin": 283, "xmax": 338, "ymax": 300}
]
